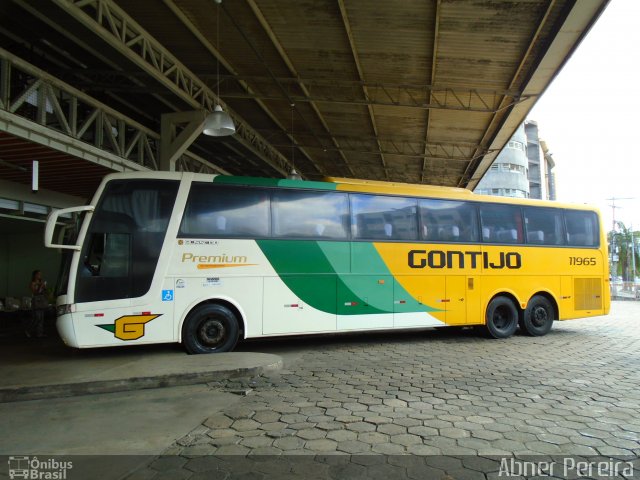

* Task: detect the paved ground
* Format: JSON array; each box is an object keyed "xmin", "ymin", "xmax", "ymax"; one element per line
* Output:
[
  {"xmin": 2, "ymin": 302, "xmax": 639, "ymax": 479},
  {"xmin": 125, "ymin": 301, "xmax": 640, "ymax": 479}
]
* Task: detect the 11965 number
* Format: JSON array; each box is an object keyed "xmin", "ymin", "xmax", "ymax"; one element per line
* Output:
[{"xmin": 569, "ymin": 256, "xmax": 596, "ymax": 266}]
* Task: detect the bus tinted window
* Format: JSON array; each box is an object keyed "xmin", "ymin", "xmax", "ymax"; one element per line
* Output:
[
  {"xmin": 480, "ymin": 204, "xmax": 523, "ymax": 244},
  {"xmin": 76, "ymin": 180, "xmax": 179, "ymax": 303},
  {"xmin": 419, "ymin": 199, "xmax": 478, "ymax": 243},
  {"xmin": 180, "ymin": 184, "xmax": 269, "ymax": 237},
  {"xmin": 524, "ymin": 208, "xmax": 565, "ymax": 245},
  {"xmin": 565, "ymin": 210, "xmax": 599, "ymax": 247},
  {"xmin": 351, "ymin": 195, "xmax": 418, "ymax": 240},
  {"xmin": 272, "ymin": 190, "xmax": 349, "ymax": 239}
]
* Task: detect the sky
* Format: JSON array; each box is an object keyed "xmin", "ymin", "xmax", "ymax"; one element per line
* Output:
[{"xmin": 528, "ymin": 0, "xmax": 640, "ymax": 232}]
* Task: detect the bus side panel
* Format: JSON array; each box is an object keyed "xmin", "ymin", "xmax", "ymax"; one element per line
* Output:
[
  {"xmin": 263, "ymin": 275, "xmax": 337, "ymax": 334},
  {"xmin": 393, "ymin": 276, "xmax": 445, "ymax": 327},
  {"xmin": 173, "ymin": 276, "xmax": 264, "ymax": 340},
  {"xmin": 71, "ymin": 296, "xmax": 176, "ymax": 347},
  {"xmin": 480, "ymin": 275, "xmax": 561, "ymax": 313},
  {"xmin": 337, "ymin": 274, "xmax": 394, "ymax": 330},
  {"xmin": 169, "ymin": 239, "xmax": 273, "ymax": 339},
  {"xmin": 560, "ymin": 276, "xmax": 573, "ymax": 320}
]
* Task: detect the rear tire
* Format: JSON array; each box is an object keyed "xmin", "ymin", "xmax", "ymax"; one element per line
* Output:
[
  {"xmin": 521, "ymin": 295, "xmax": 554, "ymax": 336},
  {"xmin": 485, "ymin": 296, "xmax": 518, "ymax": 339},
  {"xmin": 182, "ymin": 304, "xmax": 239, "ymax": 354}
]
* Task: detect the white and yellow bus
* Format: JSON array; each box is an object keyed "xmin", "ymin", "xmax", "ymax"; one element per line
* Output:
[{"xmin": 44, "ymin": 172, "xmax": 610, "ymax": 354}]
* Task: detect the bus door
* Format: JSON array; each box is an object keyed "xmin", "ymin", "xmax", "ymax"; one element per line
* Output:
[{"xmin": 444, "ymin": 276, "xmax": 481, "ymax": 325}]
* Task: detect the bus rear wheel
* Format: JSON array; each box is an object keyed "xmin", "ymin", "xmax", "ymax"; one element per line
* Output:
[
  {"xmin": 182, "ymin": 304, "xmax": 239, "ymax": 354},
  {"xmin": 521, "ymin": 295, "xmax": 554, "ymax": 336},
  {"xmin": 484, "ymin": 296, "xmax": 518, "ymax": 339}
]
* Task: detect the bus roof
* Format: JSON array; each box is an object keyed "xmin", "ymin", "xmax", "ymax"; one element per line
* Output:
[
  {"xmin": 210, "ymin": 174, "xmax": 598, "ymax": 212},
  {"xmin": 100, "ymin": 172, "xmax": 599, "ymax": 213}
]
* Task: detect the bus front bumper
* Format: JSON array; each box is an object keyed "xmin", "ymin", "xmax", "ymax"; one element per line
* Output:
[{"xmin": 56, "ymin": 313, "xmax": 79, "ymax": 348}]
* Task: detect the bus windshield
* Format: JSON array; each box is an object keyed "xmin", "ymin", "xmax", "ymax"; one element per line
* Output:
[{"xmin": 75, "ymin": 179, "xmax": 179, "ymax": 303}]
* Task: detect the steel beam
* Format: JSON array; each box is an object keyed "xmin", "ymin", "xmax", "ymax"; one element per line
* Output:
[
  {"xmin": 164, "ymin": 0, "xmax": 321, "ymax": 177},
  {"xmin": 215, "ymin": 76, "xmax": 524, "ymax": 113},
  {"xmin": 337, "ymin": 0, "xmax": 387, "ymax": 179},
  {"xmin": 54, "ymin": 0, "xmax": 291, "ymax": 177},
  {"xmin": 269, "ymin": 142, "xmax": 485, "ymax": 164},
  {"xmin": 458, "ymin": 0, "xmax": 556, "ymax": 188},
  {"xmin": 0, "ymin": 48, "xmax": 227, "ymax": 175},
  {"xmin": 258, "ymin": 132, "xmax": 484, "ymax": 161},
  {"xmin": 160, "ymin": 110, "xmax": 207, "ymax": 172},
  {"xmin": 220, "ymin": 91, "xmax": 528, "ymax": 114},
  {"xmin": 247, "ymin": 0, "xmax": 355, "ymax": 177},
  {"xmin": 422, "ymin": 0, "xmax": 441, "ymax": 183}
]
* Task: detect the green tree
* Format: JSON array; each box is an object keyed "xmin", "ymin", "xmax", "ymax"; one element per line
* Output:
[{"xmin": 608, "ymin": 221, "xmax": 640, "ymax": 284}]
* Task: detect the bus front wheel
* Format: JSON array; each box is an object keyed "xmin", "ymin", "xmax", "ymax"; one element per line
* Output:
[
  {"xmin": 484, "ymin": 296, "xmax": 518, "ymax": 339},
  {"xmin": 182, "ymin": 304, "xmax": 239, "ymax": 354},
  {"xmin": 521, "ymin": 295, "xmax": 554, "ymax": 336}
]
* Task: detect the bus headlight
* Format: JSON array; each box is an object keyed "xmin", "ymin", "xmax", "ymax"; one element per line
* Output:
[{"xmin": 56, "ymin": 304, "xmax": 73, "ymax": 316}]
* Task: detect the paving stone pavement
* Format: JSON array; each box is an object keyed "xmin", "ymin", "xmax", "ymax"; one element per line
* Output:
[{"xmin": 128, "ymin": 302, "xmax": 640, "ymax": 479}]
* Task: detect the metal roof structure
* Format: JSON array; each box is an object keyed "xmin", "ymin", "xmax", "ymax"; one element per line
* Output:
[{"xmin": 0, "ymin": 0, "xmax": 609, "ymax": 200}]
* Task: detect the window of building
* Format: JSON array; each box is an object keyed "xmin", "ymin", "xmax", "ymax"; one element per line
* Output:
[
  {"xmin": 507, "ymin": 141, "xmax": 525, "ymax": 151},
  {"xmin": 506, "ymin": 163, "xmax": 525, "ymax": 174},
  {"xmin": 351, "ymin": 194, "xmax": 418, "ymax": 240}
]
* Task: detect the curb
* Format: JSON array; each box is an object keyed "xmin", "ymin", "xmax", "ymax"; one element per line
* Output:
[{"xmin": 0, "ymin": 357, "xmax": 282, "ymax": 403}]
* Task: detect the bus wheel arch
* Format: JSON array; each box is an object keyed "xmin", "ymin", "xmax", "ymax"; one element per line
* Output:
[
  {"xmin": 484, "ymin": 293, "xmax": 519, "ymax": 339},
  {"xmin": 521, "ymin": 292, "xmax": 557, "ymax": 336},
  {"xmin": 180, "ymin": 298, "xmax": 246, "ymax": 354}
]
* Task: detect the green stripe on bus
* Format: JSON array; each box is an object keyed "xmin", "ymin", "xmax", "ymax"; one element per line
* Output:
[
  {"xmin": 213, "ymin": 175, "xmax": 337, "ymax": 190},
  {"xmin": 336, "ymin": 242, "xmax": 440, "ymax": 314},
  {"xmin": 256, "ymin": 240, "xmax": 438, "ymax": 315}
]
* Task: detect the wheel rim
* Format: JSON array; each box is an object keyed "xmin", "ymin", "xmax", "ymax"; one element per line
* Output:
[
  {"xmin": 198, "ymin": 317, "xmax": 226, "ymax": 347},
  {"xmin": 493, "ymin": 305, "xmax": 512, "ymax": 331},
  {"xmin": 531, "ymin": 305, "xmax": 548, "ymax": 328}
]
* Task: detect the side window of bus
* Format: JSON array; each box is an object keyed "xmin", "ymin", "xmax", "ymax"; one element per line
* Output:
[
  {"xmin": 180, "ymin": 184, "xmax": 270, "ymax": 237},
  {"xmin": 419, "ymin": 199, "xmax": 478, "ymax": 243},
  {"xmin": 351, "ymin": 194, "xmax": 418, "ymax": 241},
  {"xmin": 565, "ymin": 210, "xmax": 598, "ymax": 247},
  {"xmin": 272, "ymin": 190, "xmax": 349, "ymax": 239},
  {"xmin": 523, "ymin": 207, "xmax": 565, "ymax": 245},
  {"xmin": 480, "ymin": 204, "xmax": 523, "ymax": 244}
]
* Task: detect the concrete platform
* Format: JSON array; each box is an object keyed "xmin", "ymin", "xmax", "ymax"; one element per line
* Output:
[{"xmin": 0, "ymin": 333, "xmax": 282, "ymax": 403}]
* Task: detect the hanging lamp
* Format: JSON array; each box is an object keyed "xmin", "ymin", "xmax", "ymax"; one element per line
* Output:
[{"xmin": 203, "ymin": 0, "xmax": 236, "ymax": 137}]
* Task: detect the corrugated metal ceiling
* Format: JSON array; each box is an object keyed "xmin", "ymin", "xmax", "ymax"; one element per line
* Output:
[{"xmin": 0, "ymin": 0, "xmax": 609, "ymax": 198}]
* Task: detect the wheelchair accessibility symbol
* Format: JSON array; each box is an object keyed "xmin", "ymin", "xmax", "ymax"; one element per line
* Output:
[{"xmin": 162, "ymin": 290, "xmax": 174, "ymax": 302}]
